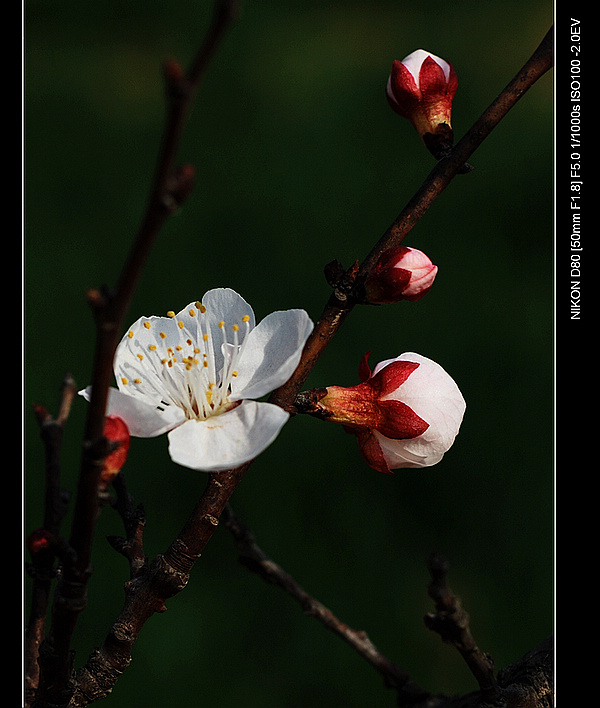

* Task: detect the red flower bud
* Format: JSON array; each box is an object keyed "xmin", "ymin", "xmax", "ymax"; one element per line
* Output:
[
  {"xmin": 101, "ymin": 415, "xmax": 130, "ymax": 485},
  {"xmin": 365, "ymin": 246, "xmax": 438, "ymax": 304},
  {"xmin": 386, "ymin": 49, "xmax": 458, "ymax": 157},
  {"xmin": 315, "ymin": 352, "xmax": 465, "ymax": 474},
  {"xmin": 26, "ymin": 528, "xmax": 54, "ymax": 555}
]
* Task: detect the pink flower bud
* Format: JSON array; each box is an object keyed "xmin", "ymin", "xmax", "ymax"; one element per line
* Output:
[
  {"xmin": 386, "ymin": 49, "xmax": 458, "ymax": 157},
  {"xmin": 315, "ymin": 352, "xmax": 465, "ymax": 474},
  {"xmin": 365, "ymin": 246, "xmax": 438, "ymax": 304},
  {"xmin": 101, "ymin": 415, "xmax": 130, "ymax": 485}
]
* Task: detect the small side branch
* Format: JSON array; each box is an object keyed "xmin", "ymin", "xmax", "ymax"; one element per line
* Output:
[
  {"xmin": 223, "ymin": 505, "xmax": 430, "ymax": 704},
  {"xmin": 424, "ymin": 553, "xmax": 498, "ymax": 702},
  {"xmin": 25, "ymin": 374, "xmax": 77, "ymax": 707}
]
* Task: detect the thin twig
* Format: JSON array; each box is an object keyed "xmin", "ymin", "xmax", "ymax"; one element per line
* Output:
[
  {"xmin": 223, "ymin": 505, "xmax": 430, "ymax": 703},
  {"xmin": 25, "ymin": 374, "xmax": 77, "ymax": 708},
  {"xmin": 424, "ymin": 553, "xmax": 498, "ymax": 702}
]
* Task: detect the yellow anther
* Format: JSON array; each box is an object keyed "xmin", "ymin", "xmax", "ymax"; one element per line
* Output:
[
  {"xmin": 137, "ymin": 354, "xmax": 144, "ymax": 361},
  {"xmin": 186, "ymin": 364, "xmax": 192, "ymax": 371},
  {"xmin": 199, "ymin": 304, "xmax": 206, "ymax": 313},
  {"xmin": 219, "ymin": 320, "xmax": 225, "ymax": 329},
  {"xmin": 134, "ymin": 378, "xmax": 141, "ymax": 384},
  {"xmin": 143, "ymin": 321, "xmax": 151, "ymax": 329},
  {"xmin": 160, "ymin": 332, "xmax": 167, "ymax": 339},
  {"xmin": 178, "ymin": 321, "xmax": 184, "ymax": 329},
  {"xmin": 121, "ymin": 377, "xmax": 129, "ymax": 385},
  {"xmin": 161, "ymin": 358, "xmax": 168, "ymax": 364},
  {"xmin": 167, "ymin": 311, "xmax": 176, "ymax": 318},
  {"xmin": 149, "ymin": 344, "xmax": 157, "ymax": 351},
  {"xmin": 186, "ymin": 339, "xmax": 193, "ymax": 346},
  {"xmin": 203, "ymin": 361, "xmax": 209, "ymax": 368},
  {"xmin": 242, "ymin": 315, "xmax": 250, "ymax": 323},
  {"xmin": 232, "ymin": 371, "xmax": 238, "ymax": 377},
  {"xmin": 194, "ymin": 347, "xmax": 200, "ymax": 354},
  {"xmin": 176, "ymin": 345, "xmax": 182, "ymax": 351},
  {"xmin": 128, "ymin": 330, "xmax": 134, "ymax": 339},
  {"xmin": 232, "ymin": 324, "xmax": 239, "ymax": 332},
  {"xmin": 203, "ymin": 334, "xmax": 209, "ymax": 341},
  {"xmin": 189, "ymin": 309, "xmax": 196, "ymax": 317}
]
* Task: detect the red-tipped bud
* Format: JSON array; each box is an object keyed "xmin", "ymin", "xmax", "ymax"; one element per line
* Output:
[
  {"xmin": 314, "ymin": 352, "xmax": 465, "ymax": 474},
  {"xmin": 386, "ymin": 49, "xmax": 458, "ymax": 157},
  {"xmin": 101, "ymin": 416, "xmax": 130, "ymax": 485},
  {"xmin": 365, "ymin": 246, "xmax": 438, "ymax": 304},
  {"xmin": 26, "ymin": 528, "xmax": 54, "ymax": 556}
]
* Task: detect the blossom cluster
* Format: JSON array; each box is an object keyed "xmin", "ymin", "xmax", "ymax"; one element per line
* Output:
[{"xmin": 80, "ymin": 47, "xmax": 466, "ymax": 480}]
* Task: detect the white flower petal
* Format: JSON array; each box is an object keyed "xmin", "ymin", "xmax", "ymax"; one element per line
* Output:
[
  {"xmin": 230, "ymin": 309, "xmax": 313, "ymax": 401},
  {"xmin": 401, "ymin": 49, "xmax": 451, "ymax": 85},
  {"xmin": 375, "ymin": 352, "xmax": 465, "ymax": 468},
  {"xmin": 374, "ymin": 431, "xmax": 442, "ymax": 469},
  {"xmin": 79, "ymin": 386, "xmax": 185, "ymax": 438},
  {"xmin": 167, "ymin": 400, "xmax": 289, "ymax": 472}
]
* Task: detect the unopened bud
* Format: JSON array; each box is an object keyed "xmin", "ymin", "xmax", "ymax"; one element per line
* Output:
[
  {"xmin": 26, "ymin": 528, "xmax": 54, "ymax": 556},
  {"xmin": 386, "ymin": 49, "xmax": 458, "ymax": 158},
  {"xmin": 365, "ymin": 246, "xmax": 437, "ymax": 304},
  {"xmin": 309, "ymin": 352, "xmax": 465, "ymax": 473},
  {"xmin": 101, "ymin": 416, "xmax": 130, "ymax": 486}
]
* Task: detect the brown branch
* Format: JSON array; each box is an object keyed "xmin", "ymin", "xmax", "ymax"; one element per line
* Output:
[
  {"xmin": 424, "ymin": 553, "xmax": 498, "ymax": 701},
  {"xmin": 31, "ymin": 4, "xmax": 239, "ymax": 707},
  {"xmin": 269, "ymin": 25, "xmax": 553, "ymax": 413},
  {"xmin": 223, "ymin": 505, "xmax": 430, "ymax": 704},
  {"xmin": 106, "ymin": 473, "xmax": 147, "ymax": 581},
  {"xmin": 25, "ymin": 375, "xmax": 78, "ymax": 707}
]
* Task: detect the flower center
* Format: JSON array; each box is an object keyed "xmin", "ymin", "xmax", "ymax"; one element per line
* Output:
[{"xmin": 120, "ymin": 303, "xmax": 251, "ymax": 421}]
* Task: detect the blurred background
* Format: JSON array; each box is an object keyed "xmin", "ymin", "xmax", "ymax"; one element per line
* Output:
[{"xmin": 24, "ymin": 1, "xmax": 553, "ymax": 706}]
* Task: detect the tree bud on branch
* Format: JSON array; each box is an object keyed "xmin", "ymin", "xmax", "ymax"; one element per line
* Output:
[
  {"xmin": 364, "ymin": 246, "xmax": 438, "ymax": 304},
  {"xmin": 386, "ymin": 49, "xmax": 458, "ymax": 159}
]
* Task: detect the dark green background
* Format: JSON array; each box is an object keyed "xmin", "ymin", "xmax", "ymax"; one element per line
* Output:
[{"xmin": 24, "ymin": 2, "xmax": 553, "ymax": 706}]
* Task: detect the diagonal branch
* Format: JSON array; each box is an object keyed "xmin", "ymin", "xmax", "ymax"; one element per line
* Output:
[
  {"xmin": 222, "ymin": 505, "xmax": 431, "ymax": 704},
  {"xmin": 269, "ymin": 25, "xmax": 553, "ymax": 413}
]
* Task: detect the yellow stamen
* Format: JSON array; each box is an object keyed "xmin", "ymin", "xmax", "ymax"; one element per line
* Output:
[
  {"xmin": 121, "ymin": 377, "xmax": 128, "ymax": 385},
  {"xmin": 167, "ymin": 311, "xmax": 176, "ymax": 318},
  {"xmin": 149, "ymin": 344, "xmax": 157, "ymax": 351},
  {"xmin": 242, "ymin": 315, "xmax": 250, "ymax": 323},
  {"xmin": 128, "ymin": 330, "xmax": 134, "ymax": 339},
  {"xmin": 143, "ymin": 321, "xmax": 151, "ymax": 329},
  {"xmin": 189, "ymin": 309, "xmax": 196, "ymax": 317}
]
